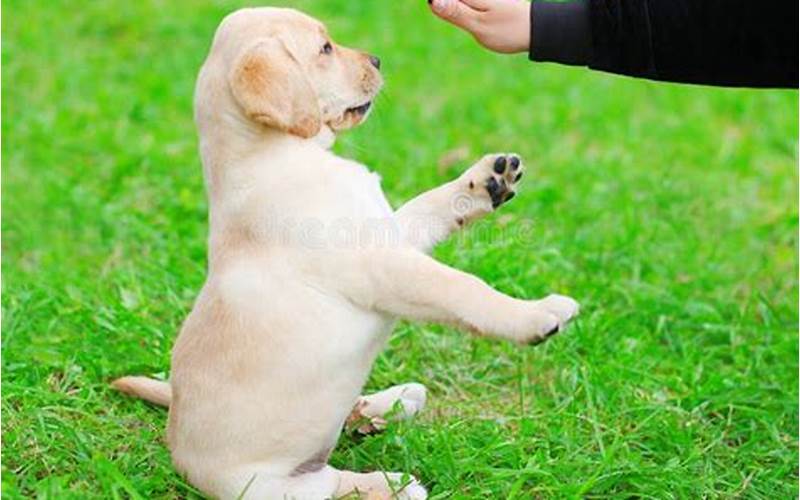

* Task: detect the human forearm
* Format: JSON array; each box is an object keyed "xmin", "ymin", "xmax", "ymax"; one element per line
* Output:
[
  {"xmin": 531, "ymin": 0, "xmax": 798, "ymax": 87},
  {"xmin": 430, "ymin": 0, "xmax": 798, "ymax": 88}
]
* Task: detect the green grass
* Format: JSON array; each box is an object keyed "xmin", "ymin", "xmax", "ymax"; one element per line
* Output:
[{"xmin": 3, "ymin": 0, "xmax": 798, "ymax": 498}]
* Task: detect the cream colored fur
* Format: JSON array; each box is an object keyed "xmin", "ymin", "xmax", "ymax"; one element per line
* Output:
[{"xmin": 112, "ymin": 7, "xmax": 578, "ymax": 499}]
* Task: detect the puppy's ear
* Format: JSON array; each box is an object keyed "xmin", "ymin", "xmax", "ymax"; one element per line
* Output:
[{"xmin": 229, "ymin": 37, "xmax": 321, "ymax": 138}]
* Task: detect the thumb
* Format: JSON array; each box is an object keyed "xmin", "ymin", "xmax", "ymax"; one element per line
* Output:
[{"xmin": 429, "ymin": 0, "xmax": 479, "ymax": 31}]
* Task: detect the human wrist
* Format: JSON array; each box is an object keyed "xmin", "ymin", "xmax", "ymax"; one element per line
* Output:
[{"xmin": 508, "ymin": 0, "xmax": 533, "ymax": 53}]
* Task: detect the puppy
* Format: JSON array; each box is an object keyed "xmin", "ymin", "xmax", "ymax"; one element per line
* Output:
[{"xmin": 113, "ymin": 7, "xmax": 579, "ymax": 499}]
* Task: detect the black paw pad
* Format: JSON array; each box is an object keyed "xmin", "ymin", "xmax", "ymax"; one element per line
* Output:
[
  {"xmin": 509, "ymin": 156, "xmax": 520, "ymax": 170},
  {"xmin": 485, "ymin": 177, "xmax": 505, "ymax": 208},
  {"xmin": 493, "ymin": 156, "xmax": 507, "ymax": 174}
]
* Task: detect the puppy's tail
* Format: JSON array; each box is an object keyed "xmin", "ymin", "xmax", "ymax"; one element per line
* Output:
[{"xmin": 111, "ymin": 376, "xmax": 171, "ymax": 407}]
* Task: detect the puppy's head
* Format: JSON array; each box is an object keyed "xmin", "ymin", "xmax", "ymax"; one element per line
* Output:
[{"xmin": 204, "ymin": 8, "xmax": 383, "ymax": 139}]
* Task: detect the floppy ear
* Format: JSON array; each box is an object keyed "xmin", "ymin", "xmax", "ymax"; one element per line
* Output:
[{"xmin": 229, "ymin": 37, "xmax": 321, "ymax": 138}]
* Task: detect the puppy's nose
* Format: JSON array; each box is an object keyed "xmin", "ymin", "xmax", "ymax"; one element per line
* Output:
[{"xmin": 368, "ymin": 54, "xmax": 381, "ymax": 70}]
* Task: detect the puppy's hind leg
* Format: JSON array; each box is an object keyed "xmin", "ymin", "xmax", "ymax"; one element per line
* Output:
[{"xmin": 347, "ymin": 383, "xmax": 427, "ymax": 434}]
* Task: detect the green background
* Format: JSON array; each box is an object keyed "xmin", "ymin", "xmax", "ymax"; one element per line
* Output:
[{"xmin": 3, "ymin": 0, "xmax": 798, "ymax": 497}]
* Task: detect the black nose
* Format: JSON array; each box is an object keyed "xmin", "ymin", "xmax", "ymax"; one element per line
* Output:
[{"xmin": 368, "ymin": 55, "xmax": 381, "ymax": 70}]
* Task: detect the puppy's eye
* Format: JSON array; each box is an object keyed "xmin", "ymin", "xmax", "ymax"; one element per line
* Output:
[{"xmin": 321, "ymin": 42, "xmax": 333, "ymax": 55}]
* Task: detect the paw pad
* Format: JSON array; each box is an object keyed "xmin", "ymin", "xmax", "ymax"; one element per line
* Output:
[
  {"xmin": 458, "ymin": 153, "xmax": 525, "ymax": 220},
  {"xmin": 484, "ymin": 154, "xmax": 523, "ymax": 209}
]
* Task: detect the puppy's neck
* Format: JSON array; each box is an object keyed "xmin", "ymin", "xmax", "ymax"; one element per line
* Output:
[
  {"xmin": 311, "ymin": 125, "xmax": 336, "ymax": 150},
  {"xmin": 198, "ymin": 124, "xmax": 331, "ymax": 198}
]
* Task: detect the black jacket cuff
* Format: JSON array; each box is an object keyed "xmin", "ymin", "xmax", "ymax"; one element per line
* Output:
[{"xmin": 529, "ymin": 0, "xmax": 592, "ymax": 66}]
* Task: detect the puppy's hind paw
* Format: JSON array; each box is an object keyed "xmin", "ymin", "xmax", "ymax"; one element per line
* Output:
[
  {"xmin": 347, "ymin": 383, "xmax": 427, "ymax": 435},
  {"xmin": 387, "ymin": 473, "xmax": 428, "ymax": 500}
]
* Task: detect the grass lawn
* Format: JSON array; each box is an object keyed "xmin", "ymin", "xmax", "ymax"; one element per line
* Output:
[{"xmin": 3, "ymin": 0, "xmax": 798, "ymax": 498}]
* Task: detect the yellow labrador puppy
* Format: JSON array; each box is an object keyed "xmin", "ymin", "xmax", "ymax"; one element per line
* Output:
[{"xmin": 113, "ymin": 7, "xmax": 578, "ymax": 499}]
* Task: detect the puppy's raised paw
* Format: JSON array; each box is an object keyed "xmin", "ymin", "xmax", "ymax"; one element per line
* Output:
[
  {"xmin": 487, "ymin": 154, "xmax": 524, "ymax": 207},
  {"xmin": 466, "ymin": 153, "xmax": 524, "ymax": 209}
]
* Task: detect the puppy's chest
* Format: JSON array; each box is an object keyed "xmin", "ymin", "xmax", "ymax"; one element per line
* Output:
[{"xmin": 297, "ymin": 167, "xmax": 394, "ymax": 220}]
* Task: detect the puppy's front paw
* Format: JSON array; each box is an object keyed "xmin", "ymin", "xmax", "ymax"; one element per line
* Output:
[
  {"xmin": 535, "ymin": 294, "xmax": 580, "ymax": 327},
  {"xmin": 516, "ymin": 295, "xmax": 579, "ymax": 345},
  {"xmin": 519, "ymin": 307, "xmax": 561, "ymax": 346},
  {"xmin": 457, "ymin": 153, "xmax": 524, "ymax": 217}
]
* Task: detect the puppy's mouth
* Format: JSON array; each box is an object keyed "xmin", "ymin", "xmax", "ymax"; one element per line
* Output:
[
  {"xmin": 329, "ymin": 100, "xmax": 375, "ymax": 132},
  {"xmin": 345, "ymin": 101, "xmax": 372, "ymax": 117}
]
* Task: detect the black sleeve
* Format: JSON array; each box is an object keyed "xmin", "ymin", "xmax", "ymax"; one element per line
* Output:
[{"xmin": 530, "ymin": 0, "xmax": 799, "ymax": 88}]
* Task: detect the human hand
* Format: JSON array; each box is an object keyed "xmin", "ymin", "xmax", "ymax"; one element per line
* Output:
[{"xmin": 428, "ymin": 0, "xmax": 531, "ymax": 54}]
